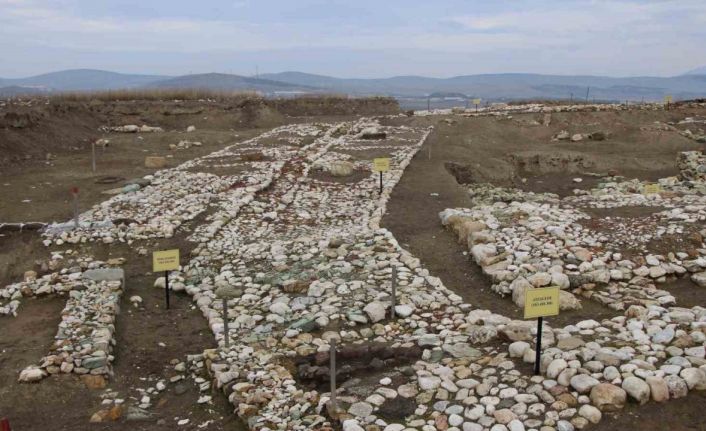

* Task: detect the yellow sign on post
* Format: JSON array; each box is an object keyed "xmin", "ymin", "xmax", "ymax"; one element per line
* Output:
[
  {"xmin": 373, "ymin": 158, "xmax": 390, "ymax": 172},
  {"xmin": 153, "ymin": 249, "xmax": 180, "ymax": 272},
  {"xmin": 664, "ymin": 95, "xmax": 673, "ymax": 104},
  {"xmin": 524, "ymin": 286, "xmax": 560, "ymax": 319},
  {"xmin": 472, "ymin": 98, "xmax": 481, "ymax": 105},
  {"xmin": 643, "ymin": 183, "xmax": 661, "ymax": 195}
]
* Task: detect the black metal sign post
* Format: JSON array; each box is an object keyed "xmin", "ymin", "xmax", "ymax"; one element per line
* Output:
[
  {"xmin": 390, "ymin": 266, "xmax": 397, "ymax": 318},
  {"xmin": 164, "ymin": 270, "xmax": 170, "ymax": 310},
  {"xmin": 534, "ymin": 316, "xmax": 543, "ymax": 375},
  {"xmin": 524, "ymin": 286, "xmax": 559, "ymax": 376},
  {"xmin": 153, "ymin": 249, "xmax": 180, "ymax": 311}
]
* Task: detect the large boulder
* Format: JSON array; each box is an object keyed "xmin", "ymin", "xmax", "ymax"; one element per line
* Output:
[
  {"xmin": 570, "ymin": 374, "xmax": 600, "ymax": 394},
  {"xmin": 680, "ymin": 368, "xmax": 706, "ymax": 390},
  {"xmin": 559, "ymin": 291, "xmax": 582, "ymax": 311},
  {"xmin": 328, "ymin": 161, "xmax": 355, "ymax": 177},
  {"xmin": 646, "ymin": 376, "xmax": 669, "ymax": 402},
  {"xmin": 590, "ymin": 383, "xmax": 627, "ymax": 411},
  {"xmin": 665, "ymin": 375, "xmax": 689, "ymax": 399},
  {"xmin": 18, "ymin": 367, "xmax": 46, "ymax": 383},
  {"xmin": 690, "ymin": 271, "xmax": 706, "ymax": 287},
  {"xmin": 511, "ymin": 277, "xmax": 532, "ymax": 307},
  {"xmin": 622, "ymin": 376, "xmax": 650, "ymax": 404},
  {"xmin": 363, "ymin": 302, "xmax": 387, "ymax": 323}
]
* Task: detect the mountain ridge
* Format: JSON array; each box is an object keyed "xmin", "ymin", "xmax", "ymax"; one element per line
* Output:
[{"xmin": 2, "ymin": 68, "xmax": 706, "ymax": 101}]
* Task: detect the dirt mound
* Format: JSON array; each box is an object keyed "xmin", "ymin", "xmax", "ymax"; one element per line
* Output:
[{"xmin": 0, "ymin": 96, "xmax": 399, "ymax": 166}]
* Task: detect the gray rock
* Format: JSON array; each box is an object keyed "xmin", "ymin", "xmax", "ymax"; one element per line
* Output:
[
  {"xmin": 570, "ymin": 374, "xmax": 600, "ymax": 393},
  {"xmin": 578, "ymin": 404, "xmax": 601, "ymax": 424},
  {"xmin": 590, "ymin": 383, "xmax": 626, "ymax": 411},
  {"xmin": 348, "ymin": 401, "xmax": 373, "ymax": 417},
  {"xmin": 83, "ymin": 268, "xmax": 124, "ymax": 283},
  {"xmin": 443, "ymin": 343, "xmax": 482, "ymax": 359},
  {"xmin": 622, "ymin": 376, "xmax": 650, "ymax": 404},
  {"xmin": 363, "ymin": 301, "xmax": 387, "ymax": 323}
]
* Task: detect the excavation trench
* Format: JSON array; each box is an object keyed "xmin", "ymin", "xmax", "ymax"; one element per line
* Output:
[{"xmin": 382, "ymin": 128, "xmax": 621, "ymax": 327}]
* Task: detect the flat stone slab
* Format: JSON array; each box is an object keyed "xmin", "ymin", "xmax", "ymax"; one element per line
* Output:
[{"xmin": 82, "ymin": 268, "xmax": 125, "ymax": 283}]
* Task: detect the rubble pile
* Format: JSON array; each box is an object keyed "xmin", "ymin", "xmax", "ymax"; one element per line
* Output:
[{"xmin": 0, "ymin": 255, "xmax": 106, "ymax": 316}]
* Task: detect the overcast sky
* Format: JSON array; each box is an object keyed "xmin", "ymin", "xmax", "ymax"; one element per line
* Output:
[{"xmin": 1, "ymin": 0, "xmax": 704, "ymax": 78}]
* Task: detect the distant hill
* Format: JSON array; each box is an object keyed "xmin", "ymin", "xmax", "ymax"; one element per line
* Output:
[
  {"xmin": 0, "ymin": 69, "xmax": 167, "ymax": 91},
  {"xmin": 686, "ymin": 66, "xmax": 706, "ymax": 75},
  {"xmin": 261, "ymin": 71, "xmax": 706, "ymax": 101},
  {"xmin": 2, "ymin": 68, "xmax": 705, "ymax": 101},
  {"xmin": 147, "ymin": 73, "xmax": 317, "ymax": 93}
]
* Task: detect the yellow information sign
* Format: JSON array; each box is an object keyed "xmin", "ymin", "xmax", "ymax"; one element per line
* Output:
[
  {"xmin": 153, "ymin": 249, "xmax": 180, "ymax": 272},
  {"xmin": 373, "ymin": 158, "xmax": 390, "ymax": 172},
  {"xmin": 524, "ymin": 286, "xmax": 560, "ymax": 319},
  {"xmin": 664, "ymin": 95, "xmax": 673, "ymax": 104},
  {"xmin": 472, "ymin": 98, "xmax": 481, "ymax": 105},
  {"xmin": 643, "ymin": 183, "xmax": 661, "ymax": 194}
]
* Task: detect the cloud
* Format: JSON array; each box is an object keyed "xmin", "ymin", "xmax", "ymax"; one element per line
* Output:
[{"xmin": 0, "ymin": 0, "xmax": 704, "ymax": 77}]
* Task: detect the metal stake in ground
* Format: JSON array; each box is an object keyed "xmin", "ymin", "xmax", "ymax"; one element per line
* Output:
[
  {"xmin": 379, "ymin": 171, "xmax": 383, "ymax": 194},
  {"xmin": 91, "ymin": 141, "xmax": 96, "ymax": 173},
  {"xmin": 164, "ymin": 270, "xmax": 171, "ymax": 309},
  {"xmin": 215, "ymin": 286, "xmax": 241, "ymax": 348},
  {"xmin": 222, "ymin": 297, "xmax": 228, "ymax": 346},
  {"xmin": 390, "ymin": 266, "xmax": 397, "ymax": 318},
  {"xmin": 534, "ymin": 316, "xmax": 543, "ymax": 375},
  {"xmin": 70, "ymin": 186, "xmax": 80, "ymax": 229},
  {"xmin": 329, "ymin": 338, "xmax": 338, "ymax": 416}
]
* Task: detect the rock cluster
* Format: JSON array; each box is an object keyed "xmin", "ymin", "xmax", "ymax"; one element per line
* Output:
[
  {"xmin": 0, "ymin": 255, "xmax": 107, "ymax": 316},
  {"xmin": 20, "ymin": 275, "xmax": 124, "ymax": 381},
  {"xmin": 103, "ymin": 124, "xmax": 164, "ymax": 133},
  {"xmin": 441, "ymin": 159, "xmax": 706, "ymax": 312},
  {"xmin": 415, "ymin": 101, "xmax": 706, "ymax": 118}
]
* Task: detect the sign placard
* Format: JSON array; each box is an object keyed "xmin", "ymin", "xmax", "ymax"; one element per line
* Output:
[
  {"xmin": 472, "ymin": 98, "xmax": 481, "ymax": 105},
  {"xmin": 373, "ymin": 158, "xmax": 390, "ymax": 172},
  {"xmin": 524, "ymin": 286, "xmax": 560, "ymax": 319},
  {"xmin": 153, "ymin": 249, "xmax": 180, "ymax": 272},
  {"xmin": 664, "ymin": 95, "xmax": 673, "ymax": 104},
  {"xmin": 643, "ymin": 184, "xmax": 661, "ymax": 195}
]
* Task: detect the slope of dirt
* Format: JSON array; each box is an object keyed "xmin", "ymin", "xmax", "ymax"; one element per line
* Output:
[{"xmin": 0, "ymin": 96, "xmax": 399, "ymax": 166}]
